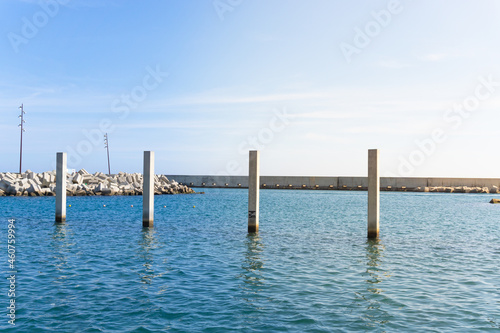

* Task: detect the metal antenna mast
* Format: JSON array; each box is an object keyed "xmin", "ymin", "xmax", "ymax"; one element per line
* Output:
[
  {"xmin": 18, "ymin": 104, "xmax": 25, "ymax": 174},
  {"xmin": 104, "ymin": 133, "xmax": 111, "ymax": 175}
]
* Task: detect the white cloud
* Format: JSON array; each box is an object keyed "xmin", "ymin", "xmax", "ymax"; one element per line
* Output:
[
  {"xmin": 378, "ymin": 60, "xmax": 411, "ymax": 69},
  {"xmin": 294, "ymin": 111, "xmax": 362, "ymax": 119},
  {"xmin": 303, "ymin": 132, "xmax": 349, "ymax": 143},
  {"xmin": 116, "ymin": 121, "xmax": 235, "ymax": 130},
  {"xmin": 421, "ymin": 53, "xmax": 449, "ymax": 62},
  {"xmin": 342, "ymin": 125, "xmax": 424, "ymax": 135},
  {"xmin": 160, "ymin": 91, "xmax": 327, "ymax": 107}
]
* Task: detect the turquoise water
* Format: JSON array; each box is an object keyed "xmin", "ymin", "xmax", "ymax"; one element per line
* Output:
[{"xmin": 1, "ymin": 189, "xmax": 499, "ymax": 332}]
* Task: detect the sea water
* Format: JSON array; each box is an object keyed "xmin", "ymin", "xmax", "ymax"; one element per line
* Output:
[{"xmin": 0, "ymin": 189, "xmax": 499, "ymax": 332}]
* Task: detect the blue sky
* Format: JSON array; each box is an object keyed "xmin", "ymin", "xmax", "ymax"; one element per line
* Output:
[{"xmin": 1, "ymin": 0, "xmax": 499, "ymax": 177}]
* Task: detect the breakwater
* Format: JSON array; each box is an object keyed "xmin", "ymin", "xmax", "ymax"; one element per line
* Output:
[
  {"xmin": 0, "ymin": 169, "xmax": 195, "ymax": 196},
  {"xmin": 166, "ymin": 175, "xmax": 500, "ymax": 193}
]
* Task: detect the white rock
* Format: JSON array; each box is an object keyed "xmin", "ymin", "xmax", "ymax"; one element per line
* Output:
[
  {"xmin": 3, "ymin": 173, "xmax": 16, "ymax": 183},
  {"xmin": 41, "ymin": 188, "xmax": 52, "ymax": 194},
  {"xmin": 41, "ymin": 172, "xmax": 51, "ymax": 186},
  {"xmin": 0, "ymin": 180, "xmax": 10, "ymax": 191},
  {"xmin": 7, "ymin": 185, "xmax": 22, "ymax": 195},
  {"xmin": 78, "ymin": 168, "xmax": 90, "ymax": 175},
  {"xmin": 95, "ymin": 183, "xmax": 107, "ymax": 192},
  {"xmin": 0, "ymin": 178, "xmax": 16, "ymax": 187},
  {"xmin": 72, "ymin": 174, "xmax": 83, "ymax": 185},
  {"xmin": 26, "ymin": 183, "xmax": 42, "ymax": 194}
]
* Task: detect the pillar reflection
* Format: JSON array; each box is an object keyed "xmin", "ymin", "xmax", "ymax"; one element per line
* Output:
[
  {"xmin": 51, "ymin": 223, "xmax": 72, "ymax": 274},
  {"xmin": 138, "ymin": 228, "xmax": 159, "ymax": 285},
  {"xmin": 365, "ymin": 238, "xmax": 386, "ymax": 294},
  {"xmin": 238, "ymin": 233, "xmax": 265, "ymax": 309},
  {"xmin": 355, "ymin": 238, "xmax": 392, "ymax": 328}
]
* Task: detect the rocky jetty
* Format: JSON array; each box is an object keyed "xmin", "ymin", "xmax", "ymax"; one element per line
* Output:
[
  {"xmin": 425, "ymin": 186, "xmax": 498, "ymax": 193},
  {"xmin": 0, "ymin": 169, "xmax": 195, "ymax": 197},
  {"xmin": 335, "ymin": 186, "xmax": 498, "ymax": 193},
  {"xmin": 377, "ymin": 185, "xmax": 498, "ymax": 193}
]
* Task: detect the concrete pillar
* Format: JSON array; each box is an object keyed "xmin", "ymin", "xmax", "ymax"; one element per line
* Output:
[
  {"xmin": 368, "ymin": 149, "xmax": 380, "ymax": 238},
  {"xmin": 55, "ymin": 152, "xmax": 67, "ymax": 223},
  {"xmin": 248, "ymin": 150, "xmax": 260, "ymax": 233},
  {"xmin": 143, "ymin": 151, "xmax": 154, "ymax": 228}
]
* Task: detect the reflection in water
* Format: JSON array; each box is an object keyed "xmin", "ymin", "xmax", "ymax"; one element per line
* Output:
[
  {"xmin": 355, "ymin": 238, "xmax": 392, "ymax": 329},
  {"xmin": 138, "ymin": 228, "xmax": 159, "ymax": 285},
  {"xmin": 48, "ymin": 223, "xmax": 77, "ymax": 309},
  {"xmin": 51, "ymin": 223, "xmax": 73, "ymax": 275},
  {"xmin": 137, "ymin": 228, "xmax": 169, "ymax": 295},
  {"xmin": 365, "ymin": 238, "xmax": 387, "ymax": 294},
  {"xmin": 238, "ymin": 234, "xmax": 265, "ymax": 309}
]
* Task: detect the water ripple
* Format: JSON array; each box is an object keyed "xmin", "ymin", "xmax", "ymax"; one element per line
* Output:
[{"xmin": 0, "ymin": 191, "xmax": 499, "ymax": 332}]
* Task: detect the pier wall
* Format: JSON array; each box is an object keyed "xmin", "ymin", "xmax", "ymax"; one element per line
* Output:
[{"xmin": 165, "ymin": 175, "xmax": 500, "ymax": 191}]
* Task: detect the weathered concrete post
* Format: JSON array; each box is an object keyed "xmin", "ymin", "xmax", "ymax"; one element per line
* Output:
[
  {"xmin": 368, "ymin": 149, "xmax": 380, "ymax": 238},
  {"xmin": 55, "ymin": 152, "xmax": 67, "ymax": 223},
  {"xmin": 143, "ymin": 151, "xmax": 154, "ymax": 228},
  {"xmin": 248, "ymin": 150, "xmax": 260, "ymax": 233}
]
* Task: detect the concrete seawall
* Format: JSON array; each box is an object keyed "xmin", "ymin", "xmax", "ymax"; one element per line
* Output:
[{"xmin": 165, "ymin": 175, "xmax": 500, "ymax": 193}]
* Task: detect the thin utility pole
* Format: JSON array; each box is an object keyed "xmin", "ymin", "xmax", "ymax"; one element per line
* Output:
[
  {"xmin": 104, "ymin": 133, "xmax": 111, "ymax": 175},
  {"xmin": 18, "ymin": 104, "xmax": 25, "ymax": 174}
]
